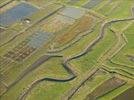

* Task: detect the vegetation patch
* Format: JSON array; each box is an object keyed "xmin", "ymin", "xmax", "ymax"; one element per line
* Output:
[{"xmin": 85, "ymin": 77, "xmax": 126, "ymax": 100}]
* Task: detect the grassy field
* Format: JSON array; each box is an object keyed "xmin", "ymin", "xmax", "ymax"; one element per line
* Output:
[
  {"xmin": 69, "ymin": 27, "xmax": 116, "ymax": 73},
  {"xmin": 111, "ymin": 23, "xmax": 134, "ymax": 67},
  {"xmin": 70, "ymin": 70, "xmax": 111, "ymax": 100},
  {"xmin": 0, "ymin": 57, "xmax": 70, "ymax": 100},
  {"xmin": 0, "ymin": 0, "xmax": 134, "ymax": 100}
]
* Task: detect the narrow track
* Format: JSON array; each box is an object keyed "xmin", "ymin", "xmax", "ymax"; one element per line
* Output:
[{"xmin": 0, "ymin": 0, "xmax": 15, "ymax": 8}]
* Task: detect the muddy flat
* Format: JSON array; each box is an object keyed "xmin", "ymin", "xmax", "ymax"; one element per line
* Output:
[
  {"xmin": 113, "ymin": 87, "xmax": 134, "ymax": 100},
  {"xmin": 0, "ymin": 28, "xmax": 5, "ymax": 33}
]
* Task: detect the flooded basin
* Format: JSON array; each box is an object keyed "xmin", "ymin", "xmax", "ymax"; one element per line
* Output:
[
  {"xmin": 59, "ymin": 7, "xmax": 85, "ymax": 19},
  {"xmin": 68, "ymin": 0, "xmax": 79, "ymax": 5},
  {"xmin": 83, "ymin": 0, "xmax": 103, "ymax": 9},
  {"xmin": 0, "ymin": 3, "xmax": 39, "ymax": 26},
  {"xmin": 28, "ymin": 31, "xmax": 52, "ymax": 48}
]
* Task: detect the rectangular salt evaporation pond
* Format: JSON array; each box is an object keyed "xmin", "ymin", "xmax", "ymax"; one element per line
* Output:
[
  {"xmin": 28, "ymin": 31, "xmax": 52, "ymax": 48},
  {"xmin": 83, "ymin": 0, "xmax": 103, "ymax": 9},
  {"xmin": 0, "ymin": 3, "xmax": 39, "ymax": 26},
  {"xmin": 59, "ymin": 7, "xmax": 85, "ymax": 19}
]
